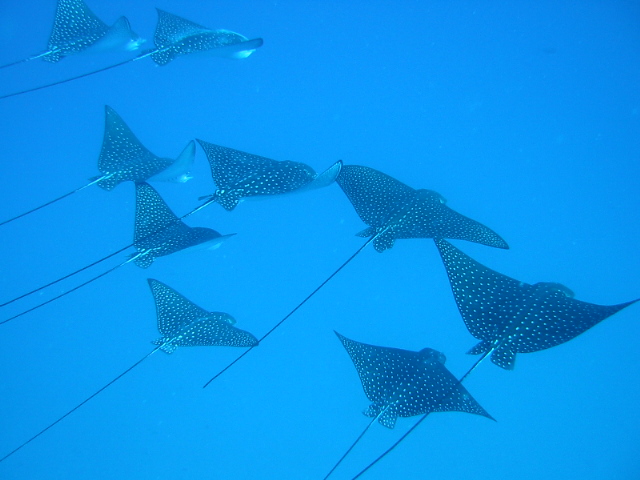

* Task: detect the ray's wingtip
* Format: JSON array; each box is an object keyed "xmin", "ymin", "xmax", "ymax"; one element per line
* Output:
[
  {"xmin": 624, "ymin": 297, "xmax": 640, "ymax": 308},
  {"xmin": 490, "ymin": 235, "xmax": 510, "ymax": 250},
  {"xmin": 196, "ymin": 138, "xmax": 211, "ymax": 150}
]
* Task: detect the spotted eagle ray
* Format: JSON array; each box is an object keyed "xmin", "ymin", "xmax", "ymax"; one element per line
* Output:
[
  {"xmin": 0, "ymin": 105, "xmax": 194, "ymax": 227},
  {"xmin": 195, "ymin": 139, "xmax": 342, "ymax": 211},
  {"xmin": 0, "ymin": 8, "xmax": 263, "ymax": 100},
  {"xmin": 0, "ymin": 0, "xmax": 144, "ymax": 70},
  {"xmin": 434, "ymin": 238, "xmax": 639, "ymax": 371},
  {"xmin": 149, "ymin": 9, "xmax": 261, "ymax": 65},
  {"xmin": 0, "ymin": 278, "xmax": 257, "ymax": 463},
  {"xmin": 351, "ymin": 240, "xmax": 640, "ymax": 477},
  {"xmin": 201, "ymin": 162, "xmax": 508, "ymax": 388},
  {"xmin": 0, "ymin": 182, "xmax": 232, "ymax": 324},
  {"xmin": 336, "ymin": 164, "xmax": 509, "ymax": 252},
  {"xmin": 324, "ymin": 332, "xmax": 493, "ymax": 479}
]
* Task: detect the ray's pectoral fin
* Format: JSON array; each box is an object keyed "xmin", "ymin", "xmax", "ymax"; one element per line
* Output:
[
  {"xmin": 218, "ymin": 37, "xmax": 264, "ymax": 59},
  {"xmin": 148, "ymin": 140, "xmax": 195, "ymax": 183},
  {"xmin": 301, "ymin": 160, "xmax": 343, "ymax": 191},
  {"xmin": 435, "ymin": 202, "xmax": 509, "ymax": 249},
  {"xmin": 85, "ymin": 17, "xmax": 145, "ymax": 54}
]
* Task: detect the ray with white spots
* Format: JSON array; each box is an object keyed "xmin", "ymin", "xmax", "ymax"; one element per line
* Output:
[
  {"xmin": 196, "ymin": 140, "xmax": 341, "ymax": 211},
  {"xmin": 324, "ymin": 332, "xmax": 493, "ymax": 479},
  {"xmin": 0, "ymin": 8, "xmax": 263, "ymax": 100},
  {"xmin": 0, "ymin": 278, "xmax": 256, "ymax": 463},
  {"xmin": 149, "ymin": 278, "xmax": 258, "ymax": 352},
  {"xmin": 132, "ymin": 182, "xmax": 232, "ymax": 269},
  {"xmin": 336, "ymin": 164, "xmax": 509, "ymax": 252},
  {"xmin": 96, "ymin": 106, "xmax": 194, "ymax": 190},
  {"xmin": 151, "ymin": 9, "xmax": 263, "ymax": 66},
  {"xmin": 0, "ymin": 182, "xmax": 233, "ymax": 325},
  {"xmin": 351, "ymin": 241, "xmax": 639, "ymax": 477},
  {"xmin": 0, "ymin": 0, "xmax": 143, "ymax": 69},
  {"xmin": 336, "ymin": 332, "xmax": 492, "ymax": 425},
  {"xmin": 435, "ymin": 239, "xmax": 639, "ymax": 370},
  {"xmin": 0, "ymin": 105, "xmax": 194, "ymax": 228}
]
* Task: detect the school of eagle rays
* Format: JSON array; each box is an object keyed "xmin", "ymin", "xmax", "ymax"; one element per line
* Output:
[{"xmin": 0, "ymin": 1, "xmax": 637, "ymax": 478}]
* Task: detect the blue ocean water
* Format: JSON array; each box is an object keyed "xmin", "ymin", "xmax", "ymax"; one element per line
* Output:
[{"xmin": 0, "ymin": 0, "xmax": 638, "ymax": 479}]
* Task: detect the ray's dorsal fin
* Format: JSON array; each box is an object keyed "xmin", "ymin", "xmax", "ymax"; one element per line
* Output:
[
  {"xmin": 336, "ymin": 164, "xmax": 509, "ymax": 251},
  {"xmin": 0, "ymin": 278, "xmax": 256, "ymax": 463},
  {"xmin": 434, "ymin": 238, "xmax": 639, "ymax": 370}
]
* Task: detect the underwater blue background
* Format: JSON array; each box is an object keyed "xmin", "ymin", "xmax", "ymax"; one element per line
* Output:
[{"xmin": 0, "ymin": 0, "xmax": 639, "ymax": 478}]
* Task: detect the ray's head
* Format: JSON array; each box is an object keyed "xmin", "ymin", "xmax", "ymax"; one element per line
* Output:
[
  {"xmin": 530, "ymin": 282, "xmax": 575, "ymax": 298},
  {"xmin": 418, "ymin": 347, "xmax": 446, "ymax": 365}
]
